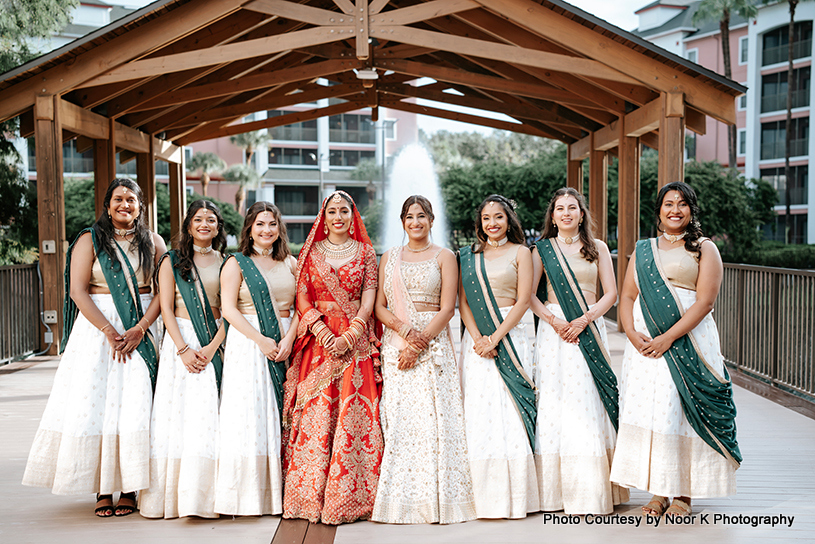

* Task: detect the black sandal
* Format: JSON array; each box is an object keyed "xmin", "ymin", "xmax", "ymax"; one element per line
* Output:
[
  {"xmin": 114, "ymin": 492, "xmax": 137, "ymax": 517},
  {"xmin": 95, "ymin": 494, "xmax": 114, "ymax": 518}
]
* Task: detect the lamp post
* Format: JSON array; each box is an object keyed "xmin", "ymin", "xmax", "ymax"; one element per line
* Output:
[{"xmin": 309, "ymin": 152, "xmax": 326, "ymax": 201}]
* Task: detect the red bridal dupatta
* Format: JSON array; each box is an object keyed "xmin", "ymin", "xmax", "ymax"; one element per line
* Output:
[{"xmin": 281, "ymin": 192, "xmax": 383, "ymax": 525}]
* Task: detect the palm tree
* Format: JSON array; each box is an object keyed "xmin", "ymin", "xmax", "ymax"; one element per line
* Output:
[
  {"xmin": 186, "ymin": 151, "xmax": 226, "ymax": 197},
  {"xmin": 230, "ymin": 130, "xmax": 269, "ymax": 168},
  {"xmin": 693, "ymin": 0, "xmax": 758, "ymax": 169},
  {"xmin": 223, "ymin": 163, "xmax": 260, "ymax": 215}
]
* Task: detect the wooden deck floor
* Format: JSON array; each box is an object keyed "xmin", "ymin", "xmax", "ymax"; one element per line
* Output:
[{"xmin": 2, "ymin": 318, "xmax": 814, "ymax": 544}]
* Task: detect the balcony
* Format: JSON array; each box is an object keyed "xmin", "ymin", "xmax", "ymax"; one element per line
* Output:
[
  {"xmin": 329, "ymin": 128, "xmax": 375, "ymax": 144},
  {"xmin": 269, "ymin": 126, "xmax": 318, "ymax": 142},
  {"xmin": 762, "ymin": 38, "xmax": 812, "ymax": 66},
  {"xmin": 760, "ymin": 138, "xmax": 809, "ymax": 160},
  {"xmin": 761, "ymin": 88, "xmax": 810, "ymax": 113}
]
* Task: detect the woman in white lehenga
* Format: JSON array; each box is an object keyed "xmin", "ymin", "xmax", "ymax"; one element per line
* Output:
[
  {"xmin": 530, "ymin": 188, "xmax": 628, "ymax": 515},
  {"xmin": 215, "ymin": 202, "xmax": 298, "ymax": 516},
  {"xmin": 458, "ymin": 194, "xmax": 539, "ymax": 519},
  {"xmin": 139, "ymin": 200, "xmax": 227, "ymax": 519},
  {"xmin": 610, "ymin": 182, "xmax": 741, "ymax": 518},
  {"xmin": 23, "ymin": 179, "xmax": 166, "ymax": 518},
  {"xmin": 372, "ymin": 196, "xmax": 476, "ymax": 524}
]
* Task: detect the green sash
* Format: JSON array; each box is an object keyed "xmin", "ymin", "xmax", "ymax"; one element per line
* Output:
[
  {"xmin": 61, "ymin": 227, "xmax": 158, "ymax": 390},
  {"xmin": 229, "ymin": 253, "xmax": 286, "ymax": 417},
  {"xmin": 164, "ymin": 250, "xmax": 224, "ymax": 391},
  {"xmin": 459, "ymin": 247, "xmax": 537, "ymax": 449},
  {"xmin": 535, "ymin": 239, "xmax": 620, "ymax": 430},
  {"xmin": 635, "ymin": 239, "xmax": 741, "ymax": 467}
]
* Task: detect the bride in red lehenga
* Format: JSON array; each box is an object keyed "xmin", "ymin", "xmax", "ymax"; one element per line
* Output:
[{"xmin": 282, "ymin": 190, "xmax": 383, "ymax": 524}]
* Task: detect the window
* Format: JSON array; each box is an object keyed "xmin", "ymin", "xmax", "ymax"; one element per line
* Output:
[
  {"xmin": 760, "ymin": 117, "xmax": 809, "ymax": 160},
  {"xmin": 761, "ymin": 213, "xmax": 808, "ymax": 244},
  {"xmin": 268, "ymin": 147, "xmax": 318, "ymax": 166},
  {"xmin": 761, "ymin": 67, "xmax": 811, "ymax": 112},
  {"xmin": 336, "ymin": 186, "xmax": 371, "ymax": 210},
  {"xmin": 739, "ymin": 36, "xmax": 749, "ymax": 65},
  {"xmin": 762, "ymin": 21, "xmax": 813, "ymax": 66},
  {"xmin": 328, "ymin": 114, "xmax": 375, "ymax": 143},
  {"xmin": 737, "ymin": 129, "xmax": 747, "ymax": 156},
  {"xmin": 267, "ymin": 110, "xmax": 318, "ymax": 141},
  {"xmin": 275, "ymin": 186, "xmax": 319, "ymax": 216},
  {"xmin": 760, "ymin": 165, "xmax": 809, "ymax": 205},
  {"xmin": 328, "ymin": 149, "xmax": 375, "ymax": 167},
  {"xmin": 685, "ymin": 48, "xmax": 698, "ymax": 64},
  {"xmin": 384, "ymin": 119, "xmax": 397, "ymax": 140},
  {"xmin": 286, "ymin": 223, "xmax": 312, "ymax": 245},
  {"xmin": 738, "ymin": 87, "xmax": 747, "ymax": 111}
]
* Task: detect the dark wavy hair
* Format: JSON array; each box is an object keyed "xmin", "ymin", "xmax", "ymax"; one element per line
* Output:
[
  {"xmin": 238, "ymin": 201, "xmax": 291, "ymax": 261},
  {"xmin": 655, "ymin": 181, "xmax": 704, "ymax": 257},
  {"xmin": 92, "ymin": 178, "xmax": 154, "ymax": 277},
  {"xmin": 540, "ymin": 187, "xmax": 599, "ymax": 263},
  {"xmin": 400, "ymin": 195, "xmax": 435, "ymax": 224},
  {"xmin": 173, "ymin": 200, "xmax": 227, "ymax": 282},
  {"xmin": 473, "ymin": 194, "xmax": 525, "ymax": 253}
]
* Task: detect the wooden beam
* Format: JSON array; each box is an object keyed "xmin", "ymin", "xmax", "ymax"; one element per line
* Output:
[
  {"xmin": 178, "ymin": 100, "xmax": 366, "ymax": 144},
  {"xmin": 373, "ymin": 25, "xmax": 638, "ymax": 84},
  {"xmin": 686, "ymin": 105, "xmax": 706, "ymax": 136},
  {"xmin": 356, "ymin": 0, "xmax": 370, "ymax": 60},
  {"xmin": 115, "ymin": 123, "xmax": 151, "ymax": 154},
  {"xmin": 93, "ymin": 138, "xmax": 113, "ymax": 216},
  {"xmin": 379, "ymin": 0, "xmax": 479, "ymax": 25},
  {"xmin": 0, "ymin": 0, "xmax": 247, "ymax": 123},
  {"xmin": 374, "ymin": 59, "xmax": 596, "ymax": 107},
  {"xmin": 168, "ymin": 157, "xmax": 186, "ymax": 243},
  {"xmin": 658, "ymin": 92, "xmax": 685, "ymax": 187},
  {"xmin": 569, "ymin": 134, "xmax": 591, "ymax": 161},
  {"xmin": 369, "ymin": 0, "xmax": 390, "ymax": 14},
  {"xmin": 75, "ymin": 135, "xmax": 94, "ymax": 154},
  {"xmin": 59, "ymin": 100, "xmax": 110, "ymax": 140},
  {"xmin": 640, "ymin": 130, "xmax": 659, "ymax": 151},
  {"xmin": 617, "ymin": 122, "xmax": 640, "ymax": 331},
  {"xmin": 244, "ymin": 0, "xmax": 350, "ymax": 26},
  {"xmin": 566, "ymin": 155, "xmax": 583, "ymax": 193},
  {"xmin": 334, "ymin": 0, "xmax": 355, "ymax": 14},
  {"xmin": 34, "ymin": 95, "xmax": 66, "ymax": 354},
  {"xmin": 588, "ymin": 132, "xmax": 608, "ymax": 243},
  {"xmin": 624, "ymin": 98, "xmax": 660, "ymax": 138},
  {"xmin": 131, "ymin": 59, "xmax": 361, "ymax": 110},
  {"xmin": 472, "ymin": 0, "xmax": 738, "ymax": 125},
  {"xmin": 594, "ymin": 119, "xmax": 620, "ymax": 151},
  {"xmin": 136, "ymin": 137, "xmax": 157, "ymax": 233},
  {"xmin": 154, "ymin": 138, "xmax": 183, "ymax": 164},
  {"xmin": 381, "ymin": 98, "xmax": 559, "ymax": 139},
  {"xmin": 82, "ymin": 27, "xmax": 354, "ymax": 87},
  {"xmin": 19, "ymin": 108, "xmax": 34, "ymax": 138}
]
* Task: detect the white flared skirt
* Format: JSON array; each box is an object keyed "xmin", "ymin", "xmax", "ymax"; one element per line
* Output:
[
  {"xmin": 139, "ymin": 318, "xmax": 220, "ymax": 519},
  {"xmin": 610, "ymin": 288, "xmax": 737, "ymax": 498},
  {"xmin": 22, "ymin": 294, "xmax": 155, "ymax": 495},
  {"xmin": 214, "ymin": 314, "xmax": 290, "ymax": 516},
  {"xmin": 534, "ymin": 303, "xmax": 628, "ymax": 514},
  {"xmin": 372, "ymin": 311, "xmax": 476, "ymax": 524},
  {"xmin": 460, "ymin": 307, "xmax": 539, "ymax": 519}
]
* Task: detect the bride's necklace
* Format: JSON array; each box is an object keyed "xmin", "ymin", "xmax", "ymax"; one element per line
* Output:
[
  {"xmin": 404, "ymin": 241, "xmax": 432, "ymax": 253},
  {"xmin": 557, "ymin": 234, "xmax": 578, "ymax": 245},
  {"xmin": 193, "ymin": 244, "xmax": 213, "ymax": 254},
  {"xmin": 487, "ymin": 236, "xmax": 508, "ymax": 248},
  {"xmin": 318, "ymin": 237, "xmax": 357, "ymax": 259},
  {"xmin": 663, "ymin": 231, "xmax": 687, "ymax": 243},
  {"xmin": 253, "ymin": 244, "xmax": 273, "ymax": 257},
  {"xmin": 114, "ymin": 226, "xmax": 136, "ymax": 237}
]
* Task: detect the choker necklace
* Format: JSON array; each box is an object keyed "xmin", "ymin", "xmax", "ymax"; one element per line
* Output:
[
  {"xmin": 318, "ymin": 238, "xmax": 357, "ymax": 259},
  {"xmin": 114, "ymin": 226, "xmax": 136, "ymax": 237},
  {"xmin": 253, "ymin": 245, "xmax": 273, "ymax": 257},
  {"xmin": 487, "ymin": 236, "xmax": 508, "ymax": 248},
  {"xmin": 663, "ymin": 231, "xmax": 687, "ymax": 243},
  {"xmin": 193, "ymin": 245, "xmax": 213, "ymax": 254},
  {"xmin": 405, "ymin": 241, "xmax": 432, "ymax": 253},
  {"xmin": 557, "ymin": 234, "xmax": 578, "ymax": 245}
]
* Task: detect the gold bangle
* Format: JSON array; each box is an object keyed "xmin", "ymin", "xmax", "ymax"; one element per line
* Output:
[
  {"xmin": 137, "ymin": 324, "xmax": 146, "ymax": 336},
  {"xmin": 177, "ymin": 344, "xmax": 190, "ymax": 355},
  {"xmin": 100, "ymin": 323, "xmax": 112, "ymax": 333}
]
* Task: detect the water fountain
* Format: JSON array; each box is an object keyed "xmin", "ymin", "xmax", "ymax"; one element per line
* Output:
[{"xmin": 382, "ymin": 144, "xmax": 449, "ymax": 250}]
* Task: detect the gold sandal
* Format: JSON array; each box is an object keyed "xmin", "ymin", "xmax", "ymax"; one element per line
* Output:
[
  {"xmin": 641, "ymin": 495, "xmax": 670, "ymax": 517},
  {"xmin": 664, "ymin": 498, "xmax": 691, "ymax": 518}
]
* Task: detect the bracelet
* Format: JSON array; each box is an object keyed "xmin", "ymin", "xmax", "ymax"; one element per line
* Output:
[
  {"xmin": 177, "ymin": 344, "xmax": 190, "ymax": 355},
  {"xmin": 100, "ymin": 323, "xmax": 112, "ymax": 333},
  {"xmin": 487, "ymin": 334, "xmax": 493, "ymax": 346},
  {"xmin": 406, "ymin": 344, "xmax": 420, "ymax": 353},
  {"xmin": 137, "ymin": 323, "xmax": 146, "ymax": 336},
  {"xmin": 398, "ymin": 322, "xmax": 412, "ymax": 339},
  {"xmin": 546, "ymin": 313, "xmax": 555, "ymax": 325}
]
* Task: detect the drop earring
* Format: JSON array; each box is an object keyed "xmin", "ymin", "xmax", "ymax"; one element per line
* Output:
[
  {"xmin": 349, "ymin": 223, "xmax": 355, "ymax": 235},
  {"xmin": 323, "ymin": 223, "xmax": 328, "ymax": 235}
]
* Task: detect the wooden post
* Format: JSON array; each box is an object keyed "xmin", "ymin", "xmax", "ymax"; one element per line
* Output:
[
  {"xmin": 34, "ymin": 95, "xmax": 66, "ymax": 355},
  {"xmin": 93, "ymin": 138, "xmax": 113, "ymax": 217},
  {"xmin": 168, "ymin": 154, "xmax": 187, "ymax": 244},
  {"xmin": 617, "ymin": 127, "xmax": 640, "ymax": 332},
  {"xmin": 136, "ymin": 137, "xmax": 157, "ymax": 232},
  {"xmin": 588, "ymin": 131, "xmax": 608, "ymax": 244},
  {"xmin": 658, "ymin": 91, "xmax": 685, "ymax": 188},
  {"xmin": 566, "ymin": 146, "xmax": 584, "ymax": 193}
]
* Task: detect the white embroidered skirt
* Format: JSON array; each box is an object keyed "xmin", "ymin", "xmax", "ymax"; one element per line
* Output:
[
  {"xmin": 459, "ymin": 307, "xmax": 539, "ymax": 519},
  {"xmin": 610, "ymin": 288, "xmax": 737, "ymax": 498},
  {"xmin": 22, "ymin": 294, "xmax": 155, "ymax": 495},
  {"xmin": 214, "ymin": 314, "xmax": 290, "ymax": 516},
  {"xmin": 372, "ymin": 311, "xmax": 476, "ymax": 524},
  {"xmin": 534, "ymin": 304, "xmax": 628, "ymax": 514},
  {"xmin": 139, "ymin": 317, "xmax": 220, "ymax": 519}
]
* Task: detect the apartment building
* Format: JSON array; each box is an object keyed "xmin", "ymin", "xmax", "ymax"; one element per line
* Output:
[{"xmin": 634, "ymin": 0, "xmax": 813, "ymax": 244}]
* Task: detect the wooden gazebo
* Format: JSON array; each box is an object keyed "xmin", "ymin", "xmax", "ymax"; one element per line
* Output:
[{"xmin": 0, "ymin": 0, "xmax": 743, "ymax": 352}]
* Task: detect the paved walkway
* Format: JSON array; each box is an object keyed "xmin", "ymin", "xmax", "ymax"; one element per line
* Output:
[{"xmin": 2, "ymin": 318, "xmax": 814, "ymax": 543}]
